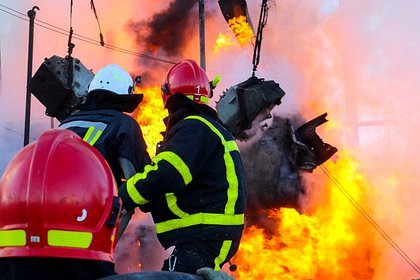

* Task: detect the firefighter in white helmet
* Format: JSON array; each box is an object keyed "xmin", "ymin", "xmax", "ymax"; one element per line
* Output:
[
  {"xmin": 0, "ymin": 129, "xmax": 121, "ymax": 279},
  {"xmin": 59, "ymin": 64, "xmax": 150, "ymax": 185}
]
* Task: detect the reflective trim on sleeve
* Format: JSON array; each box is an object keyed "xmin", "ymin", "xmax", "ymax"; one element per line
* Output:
[
  {"xmin": 47, "ymin": 230, "xmax": 92, "ymax": 249},
  {"xmin": 126, "ymin": 151, "xmax": 192, "ymax": 205},
  {"xmin": 213, "ymin": 240, "xmax": 233, "ymax": 271},
  {"xmin": 155, "ymin": 151, "xmax": 193, "ymax": 185},
  {"xmin": 126, "ymin": 163, "xmax": 158, "ymax": 205},
  {"xmin": 59, "ymin": 121, "xmax": 107, "ymax": 145},
  {"xmin": 185, "ymin": 116, "xmax": 239, "ymax": 215},
  {"xmin": 165, "ymin": 193, "xmax": 188, "ymax": 218},
  {"xmin": 0, "ymin": 229, "xmax": 26, "ymax": 247},
  {"xmin": 155, "ymin": 213, "xmax": 244, "ymax": 234}
]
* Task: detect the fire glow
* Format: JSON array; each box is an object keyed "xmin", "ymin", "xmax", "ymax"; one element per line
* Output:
[
  {"xmin": 214, "ymin": 15, "xmax": 254, "ymax": 53},
  {"xmin": 131, "ymin": 87, "xmax": 381, "ymax": 278},
  {"xmin": 0, "ymin": 0, "xmax": 419, "ymax": 279},
  {"xmin": 230, "ymin": 151, "xmax": 378, "ymax": 279},
  {"xmin": 129, "ymin": 13, "xmax": 381, "ymax": 279},
  {"xmin": 227, "ymin": 15, "xmax": 254, "ymax": 46},
  {"xmin": 214, "ymin": 33, "xmax": 237, "ymax": 54},
  {"xmin": 133, "ymin": 86, "xmax": 167, "ymax": 156}
]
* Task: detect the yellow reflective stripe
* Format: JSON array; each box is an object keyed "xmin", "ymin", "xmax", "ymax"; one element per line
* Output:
[
  {"xmin": 126, "ymin": 152, "xmax": 192, "ymax": 205},
  {"xmin": 59, "ymin": 121, "xmax": 107, "ymax": 145},
  {"xmin": 126, "ymin": 163, "xmax": 158, "ymax": 205},
  {"xmin": 166, "ymin": 192, "xmax": 188, "ymax": 218},
  {"xmin": 89, "ymin": 129, "xmax": 103, "ymax": 145},
  {"xmin": 225, "ymin": 140, "xmax": 239, "ymax": 152},
  {"xmin": 155, "ymin": 213, "xmax": 244, "ymax": 234},
  {"xmin": 186, "ymin": 95, "xmax": 209, "ymax": 104},
  {"xmin": 48, "ymin": 230, "xmax": 92, "ymax": 249},
  {"xmin": 82, "ymin": 126, "xmax": 95, "ymax": 142},
  {"xmin": 0, "ymin": 229, "xmax": 26, "ymax": 247},
  {"xmin": 213, "ymin": 240, "xmax": 232, "ymax": 271},
  {"xmin": 157, "ymin": 151, "xmax": 192, "ymax": 185},
  {"xmin": 223, "ymin": 151, "xmax": 238, "ymax": 214},
  {"xmin": 200, "ymin": 96, "xmax": 209, "ymax": 104},
  {"xmin": 82, "ymin": 126, "xmax": 103, "ymax": 145},
  {"xmin": 185, "ymin": 116, "xmax": 239, "ymax": 215}
]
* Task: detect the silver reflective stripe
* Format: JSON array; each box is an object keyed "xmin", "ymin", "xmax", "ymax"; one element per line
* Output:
[{"xmin": 59, "ymin": 121, "xmax": 107, "ymax": 145}]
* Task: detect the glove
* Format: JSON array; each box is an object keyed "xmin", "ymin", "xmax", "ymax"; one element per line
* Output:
[{"xmin": 196, "ymin": 267, "xmax": 235, "ymax": 280}]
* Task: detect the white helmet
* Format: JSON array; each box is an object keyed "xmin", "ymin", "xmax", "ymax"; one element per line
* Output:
[{"xmin": 88, "ymin": 64, "xmax": 134, "ymax": 95}]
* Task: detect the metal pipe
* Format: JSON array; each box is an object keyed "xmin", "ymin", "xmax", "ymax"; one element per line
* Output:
[
  {"xmin": 24, "ymin": 6, "xmax": 39, "ymax": 146},
  {"xmin": 198, "ymin": 0, "xmax": 206, "ymax": 70}
]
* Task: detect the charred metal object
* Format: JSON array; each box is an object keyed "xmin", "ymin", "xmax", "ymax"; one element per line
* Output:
[
  {"xmin": 240, "ymin": 116, "xmax": 306, "ymax": 218},
  {"xmin": 218, "ymin": 0, "xmax": 253, "ymax": 30},
  {"xmin": 291, "ymin": 113, "xmax": 338, "ymax": 172},
  {"xmin": 216, "ymin": 76, "xmax": 285, "ymax": 139},
  {"xmin": 28, "ymin": 55, "xmax": 94, "ymax": 122}
]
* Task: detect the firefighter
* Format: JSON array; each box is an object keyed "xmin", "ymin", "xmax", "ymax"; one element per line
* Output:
[
  {"xmin": 118, "ymin": 59, "xmax": 247, "ymax": 276},
  {"xmin": 59, "ymin": 64, "xmax": 150, "ymax": 185},
  {"xmin": 0, "ymin": 129, "xmax": 121, "ymax": 280}
]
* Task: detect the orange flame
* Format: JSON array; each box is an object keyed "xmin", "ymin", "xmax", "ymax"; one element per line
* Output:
[
  {"xmin": 214, "ymin": 15, "xmax": 254, "ymax": 53},
  {"xmin": 231, "ymin": 151, "xmax": 379, "ymax": 279},
  {"xmin": 129, "ymin": 86, "xmax": 380, "ymax": 278},
  {"xmin": 132, "ymin": 86, "xmax": 168, "ymax": 157},
  {"xmin": 227, "ymin": 15, "xmax": 254, "ymax": 46},
  {"xmin": 214, "ymin": 32, "xmax": 237, "ymax": 53}
]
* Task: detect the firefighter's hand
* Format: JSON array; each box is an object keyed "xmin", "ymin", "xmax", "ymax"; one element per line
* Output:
[{"xmin": 196, "ymin": 267, "xmax": 235, "ymax": 280}]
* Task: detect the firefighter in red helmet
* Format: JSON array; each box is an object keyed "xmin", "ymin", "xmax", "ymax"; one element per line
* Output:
[
  {"xmin": 0, "ymin": 129, "xmax": 121, "ymax": 280},
  {"xmin": 119, "ymin": 59, "xmax": 247, "ymax": 277}
]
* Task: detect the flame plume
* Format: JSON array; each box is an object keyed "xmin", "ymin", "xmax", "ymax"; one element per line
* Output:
[
  {"xmin": 214, "ymin": 33, "xmax": 237, "ymax": 54},
  {"xmin": 231, "ymin": 151, "xmax": 379, "ymax": 279},
  {"xmin": 132, "ymin": 86, "xmax": 167, "ymax": 156},
  {"xmin": 227, "ymin": 15, "xmax": 254, "ymax": 46},
  {"xmin": 214, "ymin": 15, "xmax": 254, "ymax": 54}
]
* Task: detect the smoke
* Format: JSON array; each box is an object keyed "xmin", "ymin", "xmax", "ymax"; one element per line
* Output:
[
  {"xmin": 251, "ymin": 1, "xmax": 420, "ymax": 278},
  {"xmin": 128, "ymin": 0, "xmax": 197, "ymax": 58}
]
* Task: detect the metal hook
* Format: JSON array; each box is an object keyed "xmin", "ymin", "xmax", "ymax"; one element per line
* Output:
[
  {"xmin": 168, "ymin": 254, "xmax": 177, "ymax": 271},
  {"xmin": 27, "ymin": 6, "xmax": 40, "ymax": 18}
]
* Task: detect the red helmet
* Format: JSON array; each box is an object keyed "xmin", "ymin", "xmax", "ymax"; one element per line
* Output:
[
  {"xmin": 161, "ymin": 59, "xmax": 212, "ymax": 106},
  {"xmin": 0, "ymin": 129, "xmax": 120, "ymax": 262}
]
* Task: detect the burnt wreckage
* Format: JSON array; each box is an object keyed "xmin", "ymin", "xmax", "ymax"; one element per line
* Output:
[{"xmin": 216, "ymin": 75, "xmax": 337, "ymax": 216}]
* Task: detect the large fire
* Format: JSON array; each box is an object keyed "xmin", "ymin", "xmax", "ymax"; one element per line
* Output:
[
  {"xmin": 128, "ymin": 29, "xmax": 379, "ymax": 279},
  {"xmin": 118, "ymin": 3, "xmax": 420, "ymax": 279},
  {"xmin": 231, "ymin": 151, "xmax": 378, "ymax": 279},
  {"xmin": 131, "ymin": 85, "xmax": 381, "ymax": 279}
]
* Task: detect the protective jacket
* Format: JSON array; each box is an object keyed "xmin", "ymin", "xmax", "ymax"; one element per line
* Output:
[
  {"xmin": 59, "ymin": 92, "xmax": 150, "ymax": 184},
  {"xmin": 120, "ymin": 94, "xmax": 247, "ymax": 272}
]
